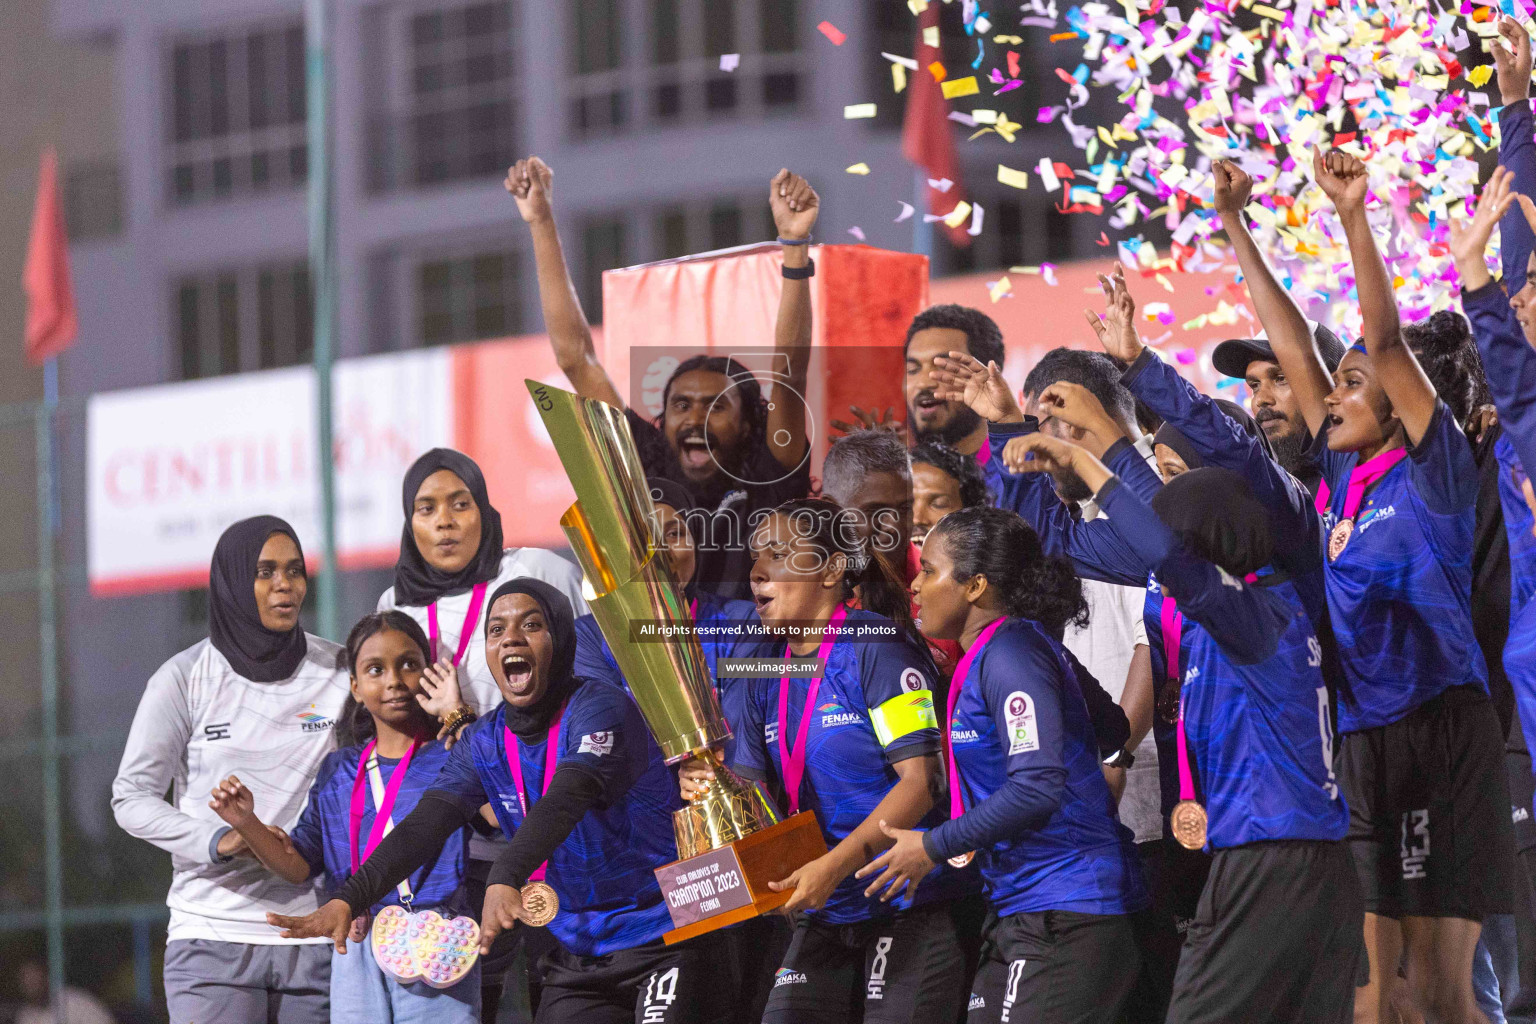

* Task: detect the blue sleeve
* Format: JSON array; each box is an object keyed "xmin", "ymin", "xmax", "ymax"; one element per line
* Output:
[
  {"xmin": 925, "ymin": 632, "xmax": 1067, "ymax": 860},
  {"xmin": 857, "ymin": 635, "xmax": 941, "ymax": 763},
  {"xmin": 1060, "ymin": 646, "xmax": 1129, "ymax": 756},
  {"xmin": 573, "ymin": 615, "xmax": 624, "ymax": 687},
  {"xmin": 725, "ymin": 679, "xmax": 769, "ymax": 780},
  {"xmin": 423, "ymin": 720, "xmax": 492, "ymax": 818},
  {"xmin": 1502, "ymin": 100, "xmax": 1536, "ymax": 286},
  {"xmin": 560, "ymin": 682, "xmax": 645, "ymax": 803},
  {"xmin": 1464, "ymin": 281, "xmax": 1536, "ymax": 481},
  {"xmin": 987, "ymin": 420, "xmax": 1151, "ymax": 586},
  {"xmin": 1121, "ymin": 349, "xmax": 1324, "ymax": 572},
  {"xmin": 1404, "ymin": 401, "xmax": 1480, "ymax": 517},
  {"xmin": 1097, "ymin": 479, "xmax": 1282, "ymax": 665},
  {"xmin": 287, "ymin": 757, "xmax": 333, "ymax": 878}
]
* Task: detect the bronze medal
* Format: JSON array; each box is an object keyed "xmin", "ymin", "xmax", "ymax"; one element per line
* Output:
[
  {"xmin": 1170, "ymin": 800, "xmax": 1208, "ymax": 851},
  {"xmin": 519, "ymin": 881, "xmax": 559, "ymax": 928},
  {"xmin": 947, "ymin": 851, "xmax": 975, "ymax": 868},
  {"xmin": 1327, "ymin": 518, "xmax": 1355, "ymax": 562},
  {"xmin": 1157, "ymin": 681, "xmax": 1181, "ymax": 725}
]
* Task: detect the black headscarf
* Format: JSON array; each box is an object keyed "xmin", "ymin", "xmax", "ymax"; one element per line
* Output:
[
  {"xmin": 486, "ymin": 578, "xmax": 580, "ymax": 738},
  {"xmin": 1151, "ymin": 468, "xmax": 1274, "ymax": 579},
  {"xmin": 1152, "ymin": 398, "xmax": 1275, "ymax": 471},
  {"xmin": 648, "ymin": 477, "xmax": 697, "ymax": 515},
  {"xmin": 209, "ymin": 516, "xmax": 310, "ymax": 683},
  {"xmin": 393, "ymin": 449, "xmax": 505, "ymax": 607}
]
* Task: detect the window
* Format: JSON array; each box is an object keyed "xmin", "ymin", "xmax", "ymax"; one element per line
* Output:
[
  {"xmin": 650, "ymin": 198, "xmax": 771, "ymax": 261},
  {"xmin": 417, "ymin": 250, "xmax": 521, "ymax": 346},
  {"xmin": 166, "ymin": 21, "xmax": 307, "ymax": 205},
  {"xmin": 174, "ymin": 261, "xmax": 312, "ymax": 380},
  {"xmin": 570, "ymin": 0, "xmax": 804, "ymax": 139},
  {"xmin": 64, "ymin": 162, "xmax": 124, "ymax": 241},
  {"xmin": 581, "ymin": 215, "xmax": 628, "ymax": 323}
]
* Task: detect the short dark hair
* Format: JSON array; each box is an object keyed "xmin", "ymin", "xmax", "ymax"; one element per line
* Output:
[
  {"xmin": 905, "ymin": 304, "xmax": 1005, "ymax": 369},
  {"xmin": 910, "ymin": 441, "xmax": 990, "ymax": 509},
  {"xmin": 1022, "ymin": 347, "xmax": 1137, "ymax": 428},
  {"xmin": 822, "ymin": 429, "xmax": 912, "ymax": 507}
]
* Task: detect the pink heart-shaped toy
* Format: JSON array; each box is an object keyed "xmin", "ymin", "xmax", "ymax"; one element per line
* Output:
[{"xmin": 369, "ymin": 906, "xmax": 480, "ymax": 990}]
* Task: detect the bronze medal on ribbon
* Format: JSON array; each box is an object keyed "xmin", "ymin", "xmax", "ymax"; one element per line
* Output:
[
  {"xmin": 1170, "ymin": 800, "xmax": 1208, "ymax": 851},
  {"xmin": 519, "ymin": 881, "xmax": 559, "ymax": 928},
  {"xmin": 1327, "ymin": 518, "xmax": 1354, "ymax": 562},
  {"xmin": 1157, "ymin": 681, "xmax": 1181, "ymax": 725},
  {"xmin": 947, "ymin": 851, "xmax": 975, "ymax": 868}
]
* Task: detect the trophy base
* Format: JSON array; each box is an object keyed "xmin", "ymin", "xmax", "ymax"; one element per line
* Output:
[{"xmin": 655, "ymin": 812, "xmax": 827, "ymax": 945}]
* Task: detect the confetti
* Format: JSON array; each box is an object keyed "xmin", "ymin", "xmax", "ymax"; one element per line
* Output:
[
  {"xmin": 845, "ymin": 163, "xmax": 870, "ymax": 175},
  {"xmin": 1468, "ymin": 65, "xmax": 1494, "ymax": 87},
  {"xmin": 892, "ymin": 64, "xmax": 907, "ymax": 92},
  {"xmin": 848, "ymin": 227, "xmax": 867, "ymax": 241},
  {"xmin": 817, "ymin": 21, "xmax": 846, "ymax": 45},
  {"xmin": 907, "ymin": 0, "xmax": 928, "ymax": 12},
  {"xmin": 895, "ymin": 202, "xmax": 915, "ymax": 223},
  {"xmin": 719, "ymin": 54, "xmax": 739, "ymax": 72},
  {"xmin": 844, "ymin": 103, "xmax": 877, "ymax": 119},
  {"xmin": 997, "ymin": 165, "xmax": 1031, "ymax": 189},
  {"xmin": 943, "ymin": 201, "xmax": 974, "ymax": 229},
  {"xmin": 969, "ymin": 202, "xmax": 986, "ymax": 236},
  {"xmin": 988, "ymin": 275, "xmax": 1014, "ymax": 302},
  {"xmin": 928, "ymin": 177, "xmax": 954, "ymax": 193},
  {"xmin": 940, "ymin": 76, "xmax": 980, "ymax": 99},
  {"xmin": 924, "ymin": 27, "xmax": 941, "ymax": 49}
]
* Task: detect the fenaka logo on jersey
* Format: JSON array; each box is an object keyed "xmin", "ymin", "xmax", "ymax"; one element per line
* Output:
[
  {"xmin": 1357, "ymin": 506, "xmax": 1397, "ymax": 534},
  {"xmin": 774, "ymin": 968, "xmax": 807, "ymax": 988},
  {"xmin": 817, "ymin": 700, "xmax": 863, "ymax": 729},
  {"xmin": 1004, "ymin": 691, "xmax": 1038, "ymax": 754},
  {"xmin": 295, "ymin": 707, "xmax": 335, "ymax": 733},
  {"xmin": 968, "ymin": 993, "xmax": 986, "ymax": 1011},
  {"xmin": 578, "ymin": 731, "xmax": 614, "ymax": 756}
]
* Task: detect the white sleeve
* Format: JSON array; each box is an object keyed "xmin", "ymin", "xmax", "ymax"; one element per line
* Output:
[
  {"xmin": 1132, "ymin": 609, "xmax": 1148, "ymax": 648},
  {"xmin": 376, "ymin": 585, "xmax": 396, "ymax": 613},
  {"xmin": 111, "ymin": 654, "xmax": 222, "ymax": 864},
  {"xmin": 516, "ymin": 548, "xmax": 590, "ymax": 616}
]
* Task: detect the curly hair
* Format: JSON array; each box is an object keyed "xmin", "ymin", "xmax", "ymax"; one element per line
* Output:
[
  {"xmin": 1402, "ymin": 310, "xmax": 1490, "ymax": 431},
  {"xmin": 910, "ymin": 441, "xmax": 990, "ymax": 510},
  {"xmin": 928, "ymin": 506, "xmax": 1089, "ymax": 636},
  {"xmin": 638, "ymin": 356, "xmax": 769, "ymax": 470},
  {"xmin": 905, "ymin": 304, "xmax": 1006, "ymax": 368}
]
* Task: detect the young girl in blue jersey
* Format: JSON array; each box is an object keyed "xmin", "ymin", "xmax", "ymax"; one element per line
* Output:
[
  {"xmin": 267, "ymin": 578, "xmax": 729, "ymax": 1024},
  {"xmin": 207, "ymin": 611, "xmax": 479, "ymax": 1023},
  {"xmin": 1259, "ymin": 149, "xmax": 1517, "ymax": 1024},
  {"xmin": 683, "ymin": 496, "xmax": 970, "ymax": 1024},
  {"xmin": 863, "ymin": 504, "xmax": 1146, "ymax": 1024}
]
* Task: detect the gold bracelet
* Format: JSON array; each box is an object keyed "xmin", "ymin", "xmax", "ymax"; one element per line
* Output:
[{"xmin": 442, "ymin": 706, "xmax": 477, "ymax": 735}]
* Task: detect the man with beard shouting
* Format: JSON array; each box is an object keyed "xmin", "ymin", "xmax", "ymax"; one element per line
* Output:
[{"xmin": 509, "ymin": 158, "xmax": 816, "ymax": 600}]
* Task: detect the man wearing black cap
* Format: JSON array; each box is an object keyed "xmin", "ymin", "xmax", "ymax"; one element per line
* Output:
[{"xmin": 1211, "ymin": 321, "xmax": 1347, "ymax": 498}]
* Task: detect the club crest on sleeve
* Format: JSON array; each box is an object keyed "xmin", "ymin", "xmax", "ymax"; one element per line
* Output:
[
  {"xmin": 1004, "ymin": 691, "xmax": 1038, "ymax": 754},
  {"xmin": 900, "ymin": 667, "xmax": 925, "ymax": 692},
  {"xmin": 578, "ymin": 731, "xmax": 614, "ymax": 756}
]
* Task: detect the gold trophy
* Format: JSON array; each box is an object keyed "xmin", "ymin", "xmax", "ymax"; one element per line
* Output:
[{"xmin": 527, "ymin": 380, "xmax": 826, "ymax": 942}]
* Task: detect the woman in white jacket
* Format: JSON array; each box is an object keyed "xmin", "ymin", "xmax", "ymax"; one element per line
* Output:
[{"xmin": 112, "ymin": 515, "xmax": 349, "ymax": 1024}]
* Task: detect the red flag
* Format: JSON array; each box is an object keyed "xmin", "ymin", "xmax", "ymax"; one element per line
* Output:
[
  {"xmin": 902, "ymin": 6, "xmax": 971, "ymax": 248},
  {"xmin": 23, "ymin": 147, "xmax": 77, "ymax": 366}
]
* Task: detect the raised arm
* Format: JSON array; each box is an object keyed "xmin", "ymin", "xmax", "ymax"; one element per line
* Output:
[
  {"xmin": 507, "ymin": 157, "xmax": 624, "ymax": 409},
  {"xmin": 1496, "ymin": 15, "xmax": 1536, "ymax": 284},
  {"xmin": 766, "ymin": 170, "xmax": 818, "ymax": 469},
  {"xmin": 1315, "ymin": 149, "xmax": 1439, "ymax": 443},
  {"xmin": 1210, "ymin": 161, "xmax": 1332, "ymax": 434}
]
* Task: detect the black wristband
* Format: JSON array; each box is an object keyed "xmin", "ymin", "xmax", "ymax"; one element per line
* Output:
[
  {"xmin": 782, "ymin": 258, "xmax": 815, "ymax": 280},
  {"xmin": 777, "ymin": 235, "xmax": 812, "ymax": 245}
]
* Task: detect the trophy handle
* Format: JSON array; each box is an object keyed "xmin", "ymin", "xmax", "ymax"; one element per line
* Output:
[{"xmin": 672, "ymin": 748, "xmax": 782, "ymax": 859}]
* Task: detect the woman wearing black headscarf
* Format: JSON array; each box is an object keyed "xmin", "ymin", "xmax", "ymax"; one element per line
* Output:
[
  {"xmin": 271, "ymin": 578, "xmax": 732, "ymax": 1024},
  {"xmin": 378, "ymin": 448, "xmax": 589, "ymax": 718},
  {"xmin": 112, "ymin": 516, "xmax": 349, "ymax": 1024}
]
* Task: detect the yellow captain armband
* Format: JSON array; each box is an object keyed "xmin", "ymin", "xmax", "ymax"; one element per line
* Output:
[{"xmin": 871, "ymin": 690, "xmax": 939, "ymax": 747}]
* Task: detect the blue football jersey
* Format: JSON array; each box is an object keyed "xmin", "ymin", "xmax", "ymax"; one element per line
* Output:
[
  {"xmin": 290, "ymin": 740, "xmax": 469, "ymax": 914},
  {"xmin": 1315, "ymin": 404, "xmax": 1488, "ymax": 732},
  {"xmin": 425, "ymin": 680, "xmax": 682, "ymax": 956},
  {"xmin": 730, "ymin": 607, "xmax": 976, "ymax": 923},
  {"xmin": 931, "ymin": 618, "xmax": 1147, "ymax": 915}
]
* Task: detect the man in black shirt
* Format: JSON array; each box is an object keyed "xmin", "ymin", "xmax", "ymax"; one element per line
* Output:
[{"xmin": 509, "ymin": 157, "xmax": 816, "ymax": 599}]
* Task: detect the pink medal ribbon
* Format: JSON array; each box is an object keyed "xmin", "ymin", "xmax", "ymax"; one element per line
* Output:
[
  {"xmin": 777, "ymin": 605, "xmax": 848, "ymax": 816},
  {"xmin": 349, "ymin": 738, "xmax": 422, "ymax": 872},
  {"xmin": 427, "ymin": 582, "xmax": 490, "ymax": 667},
  {"xmin": 1313, "ymin": 448, "xmax": 1408, "ymax": 517},
  {"xmin": 943, "ymin": 616, "xmax": 1007, "ymax": 819},
  {"xmin": 503, "ymin": 706, "xmax": 566, "ymax": 882}
]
